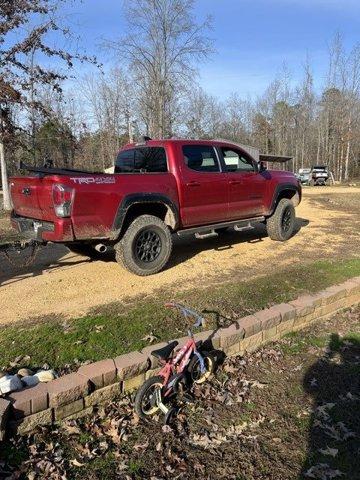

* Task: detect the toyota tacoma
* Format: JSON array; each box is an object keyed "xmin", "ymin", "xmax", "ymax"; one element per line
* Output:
[{"xmin": 10, "ymin": 138, "xmax": 301, "ymax": 276}]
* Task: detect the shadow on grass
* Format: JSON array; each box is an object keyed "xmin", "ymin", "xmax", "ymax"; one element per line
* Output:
[{"xmin": 301, "ymin": 333, "xmax": 360, "ymax": 479}]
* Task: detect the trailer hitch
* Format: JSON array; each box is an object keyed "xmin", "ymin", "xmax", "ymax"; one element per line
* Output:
[{"xmin": 0, "ymin": 239, "xmax": 44, "ymax": 268}]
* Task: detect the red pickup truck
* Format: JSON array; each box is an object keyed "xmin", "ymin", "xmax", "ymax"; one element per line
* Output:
[{"xmin": 10, "ymin": 138, "xmax": 301, "ymax": 276}]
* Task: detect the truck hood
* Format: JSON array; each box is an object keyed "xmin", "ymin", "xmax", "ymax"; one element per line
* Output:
[{"xmin": 267, "ymin": 169, "xmax": 298, "ymax": 181}]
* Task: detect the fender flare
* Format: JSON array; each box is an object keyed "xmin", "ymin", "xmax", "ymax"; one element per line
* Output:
[
  {"xmin": 268, "ymin": 183, "xmax": 301, "ymax": 216},
  {"xmin": 110, "ymin": 193, "xmax": 180, "ymax": 240}
]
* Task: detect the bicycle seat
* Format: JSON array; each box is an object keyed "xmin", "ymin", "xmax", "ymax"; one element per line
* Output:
[{"xmin": 151, "ymin": 341, "xmax": 179, "ymax": 360}]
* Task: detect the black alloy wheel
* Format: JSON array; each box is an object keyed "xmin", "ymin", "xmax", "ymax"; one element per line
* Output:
[{"xmin": 134, "ymin": 229, "xmax": 162, "ymax": 263}]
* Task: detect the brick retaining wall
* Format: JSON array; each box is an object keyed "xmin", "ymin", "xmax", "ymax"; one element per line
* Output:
[{"xmin": 1, "ymin": 277, "xmax": 360, "ymax": 438}]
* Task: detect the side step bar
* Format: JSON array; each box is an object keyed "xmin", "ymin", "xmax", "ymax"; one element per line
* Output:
[
  {"xmin": 195, "ymin": 231, "xmax": 217, "ymax": 240},
  {"xmin": 177, "ymin": 216, "xmax": 265, "ymax": 238}
]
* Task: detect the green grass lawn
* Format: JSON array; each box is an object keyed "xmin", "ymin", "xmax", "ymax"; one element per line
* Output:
[{"xmin": 0, "ymin": 257, "xmax": 359, "ymax": 372}]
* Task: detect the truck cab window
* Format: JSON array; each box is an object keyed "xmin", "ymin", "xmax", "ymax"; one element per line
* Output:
[
  {"xmin": 221, "ymin": 148, "xmax": 255, "ymax": 173},
  {"xmin": 135, "ymin": 147, "xmax": 167, "ymax": 172},
  {"xmin": 115, "ymin": 147, "xmax": 167, "ymax": 173},
  {"xmin": 115, "ymin": 149, "xmax": 134, "ymax": 173},
  {"xmin": 183, "ymin": 145, "xmax": 220, "ymax": 172}
]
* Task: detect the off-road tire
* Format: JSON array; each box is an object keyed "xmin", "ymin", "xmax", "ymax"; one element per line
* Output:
[
  {"xmin": 266, "ymin": 198, "xmax": 295, "ymax": 242},
  {"xmin": 115, "ymin": 214, "xmax": 172, "ymax": 276},
  {"xmin": 134, "ymin": 375, "xmax": 164, "ymax": 419},
  {"xmin": 67, "ymin": 243, "xmax": 102, "ymax": 259}
]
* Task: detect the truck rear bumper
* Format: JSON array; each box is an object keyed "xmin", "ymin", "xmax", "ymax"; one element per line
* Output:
[{"xmin": 11, "ymin": 212, "xmax": 74, "ymax": 242}]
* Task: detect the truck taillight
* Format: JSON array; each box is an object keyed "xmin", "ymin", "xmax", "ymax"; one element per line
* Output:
[{"xmin": 52, "ymin": 184, "xmax": 74, "ymax": 218}]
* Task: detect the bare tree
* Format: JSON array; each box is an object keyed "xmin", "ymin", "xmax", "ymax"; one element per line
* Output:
[
  {"xmin": 183, "ymin": 86, "xmax": 222, "ymax": 138},
  {"xmin": 81, "ymin": 69, "xmax": 136, "ymax": 169},
  {"xmin": 108, "ymin": 0, "xmax": 213, "ymax": 138},
  {"xmin": 0, "ymin": 0, "xmax": 95, "ymax": 210}
]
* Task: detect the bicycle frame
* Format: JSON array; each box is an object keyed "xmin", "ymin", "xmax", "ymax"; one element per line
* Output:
[
  {"xmin": 158, "ymin": 337, "xmax": 205, "ymax": 398},
  {"xmin": 158, "ymin": 338, "xmax": 194, "ymax": 387}
]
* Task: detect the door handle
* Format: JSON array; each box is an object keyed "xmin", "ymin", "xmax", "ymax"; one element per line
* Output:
[
  {"xmin": 229, "ymin": 180, "xmax": 241, "ymax": 185},
  {"xmin": 186, "ymin": 181, "xmax": 201, "ymax": 187}
]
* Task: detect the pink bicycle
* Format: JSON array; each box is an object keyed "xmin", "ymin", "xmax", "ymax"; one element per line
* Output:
[{"xmin": 134, "ymin": 303, "xmax": 216, "ymax": 424}]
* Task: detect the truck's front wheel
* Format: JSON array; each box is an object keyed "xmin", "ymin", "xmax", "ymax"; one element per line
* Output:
[
  {"xmin": 266, "ymin": 198, "xmax": 295, "ymax": 241},
  {"xmin": 115, "ymin": 215, "xmax": 172, "ymax": 276}
]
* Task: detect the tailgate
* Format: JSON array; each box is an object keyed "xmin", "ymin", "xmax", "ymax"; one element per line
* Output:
[{"xmin": 10, "ymin": 176, "xmax": 55, "ymax": 221}]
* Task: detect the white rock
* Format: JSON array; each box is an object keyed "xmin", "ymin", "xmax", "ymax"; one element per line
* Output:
[
  {"xmin": 17, "ymin": 368, "xmax": 34, "ymax": 378},
  {"xmin": 0, "ymin": 374, "xmax": 10, "ymax": 384},
  {"xmin": 21, "ymin": 375, "xmax": 40, "ymax": 387},
  {"xmin": 34, "ymin": 370, "xmax": 56, "ymax": 383},
  {"xmin": 0, "ymin": 374, "xmax": 23, "ymax": 394}
]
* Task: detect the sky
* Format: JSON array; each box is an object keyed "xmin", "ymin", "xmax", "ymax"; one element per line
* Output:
[{"xmin": 56, "ymin": 0, "xmax": 360, "ymax": 100}]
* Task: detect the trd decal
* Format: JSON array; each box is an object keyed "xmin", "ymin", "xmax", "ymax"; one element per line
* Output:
[{"xmin": 70, "ymin": 177, "xmax": 116, "ymax": 185}]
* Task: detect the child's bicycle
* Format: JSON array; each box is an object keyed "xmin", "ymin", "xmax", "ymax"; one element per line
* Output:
[{"xmin": 134, "ymin": 303, "xmax": 216, "ymax": 424}]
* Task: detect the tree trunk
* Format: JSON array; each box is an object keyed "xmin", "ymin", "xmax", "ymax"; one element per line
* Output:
[
  {"xmin": 316, "ymin": 125, "xmax": 321, "ymax": 164},
  {"xmin": 345, "ymin": 139, "xmax": 350, "ymax": 181},
  {"xmin": 0, "ymin": 139, "xmax": 12, "ymax": 211},
  {"xmin": 344, "ymin": 115, "xmax": 351, "ymax": 181}
]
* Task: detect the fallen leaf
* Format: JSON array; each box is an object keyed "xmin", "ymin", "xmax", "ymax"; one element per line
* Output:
[
  {"xmin": 251, "ymin": 380, "xmax": 267, "ymax": 389},
  {"xmin": 319, "ymin": 447, "xmax": 338, "ymax": 458},
  {"xmin": 70, "ymin": 459, "xmax": 85, "ymax": 467},
  {"xmin": 310, "ymin": 377, "xmax": 318, "ymax": 387},
  {"xmin": 141, "ymin": 332, "xmax": 158, "ymax": 343},
  {"xmin": 162, "ymin": 424, "xmax": 173, "ymax": 434},
  {"xmin": 94, "ymin": 325, "xmax": 105, "ymax": 332},
  {"xmin": 305, "ymin": 463, "xmax": 343, "ymax": 479},
  {"xmin": 133, "ymin": 441, "xmax": 149, "ymax": 451},
  {"xmin": 62, "ymin": 423, "xmax": 81, "ymax": 435}
]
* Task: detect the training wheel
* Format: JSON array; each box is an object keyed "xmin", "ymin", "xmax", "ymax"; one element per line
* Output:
[{"xmin": 164, "ymin": 407, "xmax": 179, "ymax": 425}]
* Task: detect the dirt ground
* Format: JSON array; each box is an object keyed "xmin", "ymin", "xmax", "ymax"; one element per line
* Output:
[{"xmin": 0, "ymin": 186, "xmax": 359, "ymax": 325}]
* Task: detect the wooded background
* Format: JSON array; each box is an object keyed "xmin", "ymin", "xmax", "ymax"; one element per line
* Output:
[{"xmin": 1, "ymin": 0, "xmax": 360, "ymax": 210}]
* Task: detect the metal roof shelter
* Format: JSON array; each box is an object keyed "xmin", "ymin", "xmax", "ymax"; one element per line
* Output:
[{"xmin": 258, "ymin": 153, "xmax": 294, "ymax": 171}]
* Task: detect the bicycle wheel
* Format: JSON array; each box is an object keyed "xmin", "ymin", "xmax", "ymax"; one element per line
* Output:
[
  {"xmin": 188, "ymin": 352, "xmax": 216, "ymax": 384},
  {"xmin": 134, "ymin": 375, "xmax": 164, "ymax": 419}
]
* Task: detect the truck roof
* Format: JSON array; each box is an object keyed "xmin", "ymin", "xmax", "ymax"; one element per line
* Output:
[{"xmin": 122, "ymin": 138, "xmax": 245, "ymax": 149}]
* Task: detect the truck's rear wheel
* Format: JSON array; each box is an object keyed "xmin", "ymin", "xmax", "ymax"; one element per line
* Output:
[
  {"xmin": 115, "ymin": 215, "xmax": 172, "ymax": 276},
  {"xmin": 266, "ymin": 198, "xmax": 295, "ymax": 241}
]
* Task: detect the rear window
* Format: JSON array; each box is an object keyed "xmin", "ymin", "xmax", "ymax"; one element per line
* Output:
[{"xmin": 115, "ymin": 147, "xmax": 168, "ymax": 173}]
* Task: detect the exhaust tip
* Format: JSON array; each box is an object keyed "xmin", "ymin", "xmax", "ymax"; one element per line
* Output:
[{"xmin": 95, "ymin": 243, "xmax": 107, "ymax": 253}]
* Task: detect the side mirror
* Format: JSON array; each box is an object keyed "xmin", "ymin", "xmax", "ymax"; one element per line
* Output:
[{"xmin": 259, "ymin": 161, "xmax": 267, "ymax": 172}]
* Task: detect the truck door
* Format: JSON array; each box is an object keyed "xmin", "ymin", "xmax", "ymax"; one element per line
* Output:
[
  {"xmin": 178, "ymin": 144, "xmax": 228, "ymax": 227},
  {"xmin": 219, "ymin": 146, "xmax": 267, "ymax": 218}
]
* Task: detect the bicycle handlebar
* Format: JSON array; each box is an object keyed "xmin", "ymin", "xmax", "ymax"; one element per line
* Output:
[{"xmin": 165, "ymin": 302, "xmax": 205, "ymax": 328}]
